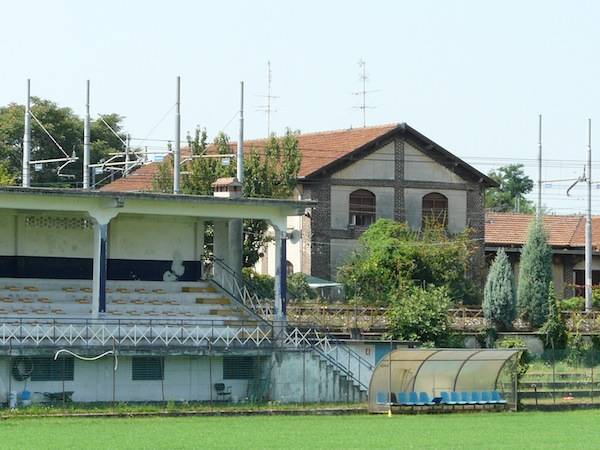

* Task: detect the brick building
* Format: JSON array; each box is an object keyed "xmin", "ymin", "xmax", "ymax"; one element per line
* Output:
[{"xmin": 103, "ymin": 123, "xmax": 495, "ymax": 285}]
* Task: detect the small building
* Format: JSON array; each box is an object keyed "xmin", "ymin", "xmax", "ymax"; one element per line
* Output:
[{"xmin": 485, "ymin": 212, "xmax": 600, "ymax": 298}]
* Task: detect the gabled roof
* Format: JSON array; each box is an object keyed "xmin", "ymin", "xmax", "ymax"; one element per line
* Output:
[
  {"xmin": 102, "ymin": 123, "xmax": 495, "ymax": 192},
  {"xmin": 485, "ymin": 212, "xmax": 600, "ymax": 250}
]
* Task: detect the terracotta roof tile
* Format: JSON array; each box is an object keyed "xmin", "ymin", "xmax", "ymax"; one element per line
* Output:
[{"xmin": 485, "ymin": 212, "xmax": 600, "ymax": 249}]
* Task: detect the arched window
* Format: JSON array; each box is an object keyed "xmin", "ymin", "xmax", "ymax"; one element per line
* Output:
[
  {"xmin": 349, "ymin": 189, "xmax": 376, "ymax": 227},
  {"xmin": 286, "ymin": 261, "xmax": 294, "ymax": 275},
  {"xmin": 422, "ymin": 192, "xmax": 448, "ymax": 228}
]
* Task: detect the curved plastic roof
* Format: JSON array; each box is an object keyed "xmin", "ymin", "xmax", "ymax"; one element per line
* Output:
[{"xmin": 368, "ymin": 348, "xmax": 519, "ymax": 412}]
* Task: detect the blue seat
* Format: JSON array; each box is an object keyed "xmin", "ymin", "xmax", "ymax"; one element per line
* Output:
[
  {"xmin": 418, "ymin": 392, "xmax": 435, "ymax": 406},
  {"xmin": 450, "ymin": 391, "xmax": 466, "ymax": 405},
  {"xmin": 409, "ymin": 391, "xmax": 425, "ymax": 406},
  {"xmin": 470, "ymin": 391, "xmax": 486, "ymax": 404},
  {"xmin": 440, "ymin": 391, "xmax": 455, "ymax": 405},
  {"xmin": 492, "ymin": 391, "xmax": 507, "ymax": 404},
  {"xmin": 481, "ymin": 391, "xmax": 497, "ymax": 404},
  {"xmin": 398, "ymin": 392, "xmax": 413, "ymax": 405},
  {"xmin": 461, "ymin": 392, "xmax": 477, "ymax": 405},
  {"xmin": 376, "ymin": 392, "xmax": 387, "ymax": 405}
]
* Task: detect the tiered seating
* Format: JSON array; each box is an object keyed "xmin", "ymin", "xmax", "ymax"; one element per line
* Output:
[{"xmin": 0, "ymin": 278, "xmax": 260, "ymax": 325}]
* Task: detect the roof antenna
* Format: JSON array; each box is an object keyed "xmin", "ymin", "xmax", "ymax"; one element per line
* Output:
[
  {"xmin": 257, "ymin": 61, "xmax": 278, "ymax": 136},
  {"xmin": 353, "ymin": 59, "xmax": 378, "ymax": 128}
]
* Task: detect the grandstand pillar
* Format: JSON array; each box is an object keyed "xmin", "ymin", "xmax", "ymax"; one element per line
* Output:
[
  {"xmin": 195, "ymin": 220, "xmax": 205, "ymax": 278},
  {"xmin": 213, "ymin": 220, "xmax": 229, "ymax": 287},
  {"xmin": 273, "ymin": 225, "xmax": 288, "ymax": 337},
  {"xmin": 228, "ymin": 219, "xmax": 243, "ymax": 281},
  {"xmin": 90, "ymin": 214, "xmax": 115, "ymax": 317}
]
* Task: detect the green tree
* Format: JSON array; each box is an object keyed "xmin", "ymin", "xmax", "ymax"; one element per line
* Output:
[
  {"xmin": 517, "ymin": 219, "xmax": 553, "ymax": 327},
  {"xmin": 338, "ymin": 219, "xmax": 477, "ymax": 306},
  {"xmin": 153, "ymin": 128, "xmax": 302, "ymax": 267},
  {"xmin": 287, "ymin": 273, "xmax": 317, "ymax": 301},
  {"xmin": 485, "ymin": 164, "xmax": 535, "ymax": 213},
  {"xmin": 0, "ymin": 162, "xmax": 15, "ymax": 186},
  {"xmin": 540, "ymin": 282, "xmax": 568, "ymax": 350},
  {"xmin": 0, "ymin": 98, "xmax": 126, "ymax": 186},
  {"xmin": 386, "ymin": 285, "xmax": 453, "ymax": 346},
  {"xmin": 483, "ymin": 248, "xmax": 516, "ymax": 331}
]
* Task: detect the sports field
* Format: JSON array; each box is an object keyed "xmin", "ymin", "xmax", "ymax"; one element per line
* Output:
[{"xmin": 0, "ymin": 410, "xmax": 598, "ymax": 449}]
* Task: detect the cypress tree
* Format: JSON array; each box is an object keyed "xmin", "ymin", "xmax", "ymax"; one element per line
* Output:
[
  {"xmin": 517, "ymin": 219, "xmax": 553, "ymax": 327},
  {"xmin": 483, "ymin": 248, "xmax": 516, "ymax": 331}
]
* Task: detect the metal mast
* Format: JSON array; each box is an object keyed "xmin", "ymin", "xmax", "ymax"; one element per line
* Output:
[
  {"xmin": 22, "ymin": 79, "xmax": 31, "ymax": 187},
  {"xmin": 238, "ymin": 81, "xmax": 244, "ymax": 183},
  {"xmin": 586, "ymin": 119, "xmax": 593, "ymax": 312},
  {"xmin": 83, "ymin": 80, "xmax": 91, "ymax": 189},
  {"xmin": 537, "ymin": 114, "xmax": 542, "ymax": 219},
  {"xmin": 173, "ymin": 76, "xmax": 181, "ymax": 194}
]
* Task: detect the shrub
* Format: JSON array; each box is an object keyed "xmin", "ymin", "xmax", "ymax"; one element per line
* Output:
[
  {"xmin": 483, "ymin": 248, "xmax": 516, "ymax": 331},
  {"xmin": 287, "ymin": 273, "xmax": 316, "ymax": 301},
  {"xmin": 517, "ymin": 219, "xmax": 553, "ymax": 327},
  {"xmin": 242, "ymin": 268, "xmax": 274, "ymax": 299},
  {"xmin": 496, "ymin": 337, "xmax": 530, "ymax": 379},
  {"xmin": 386, "ymin": 285, "xmax": 452, "ymax": 346},
  {"xmin": 561, "ymin": 296, "xmax": 585, "ymax": 311},
  {"xmin": 540, "ymin": 282, "xmax": 568, "ymax": 349}
]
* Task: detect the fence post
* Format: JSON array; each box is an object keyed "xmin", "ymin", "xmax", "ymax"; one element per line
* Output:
[
  {"xmin": 302, "ymin": 349, "xmax": 306, "ymax": 405},
  {"xmin": 551, "ymin": 345, "xmax": 556, "ymax": 405}
]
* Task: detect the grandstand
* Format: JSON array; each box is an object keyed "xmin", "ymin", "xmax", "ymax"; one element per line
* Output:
[{"xmin": 0, "ymin": 186, "xmax": 379, "ymax": 406}]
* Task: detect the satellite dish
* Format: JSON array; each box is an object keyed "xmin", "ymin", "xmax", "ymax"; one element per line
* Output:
[{"xmin": 287, "ymin": 229, "xmax": 301, "ymax": 244}]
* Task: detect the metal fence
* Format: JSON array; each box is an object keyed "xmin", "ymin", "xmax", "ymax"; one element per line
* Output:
[{"xmin": 520, "ymin": 346, "xmax": 600, "ymax": 409}]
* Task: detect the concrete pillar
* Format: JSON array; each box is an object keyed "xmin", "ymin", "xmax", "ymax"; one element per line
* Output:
[
  {"xmin": 273, "ymin": 225, "xmax": 288, "ymax": 336},
  {"xmin": 228, "ymin": 218, "xmax": 243, "ymax": 280},
  {"xmin": 92, "ymin": 220, "xmax": 109, "ymax": 316},
  {"xmin": 195, "ymin": 220, "xmax": 205, "ymax": 279},
  {"xmin": 213, "ymin": 220, "xmax": 229, "ymax": 288}
]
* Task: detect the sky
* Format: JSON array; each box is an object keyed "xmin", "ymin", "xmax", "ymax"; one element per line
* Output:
[{"xmin": 1, "ymin": 0, "xmax": 599, "ymax": 214}]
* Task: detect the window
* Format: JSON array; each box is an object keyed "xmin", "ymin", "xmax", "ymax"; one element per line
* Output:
[
  {"xmin": 132, "ymin": 356, "xmax": 164, "ymax": 381},
  {"xmin": 30, "ymin": 357, "xmax": 74, "ymax": 381},
  {"xmin": 349, "ymin": 189, "xmax": 376, "ymax": 227},
  {"xmin": 286, "ymin": 261, "xmax": 294, "ymax": 275},
  {"xmin": 223, "ymin": 356, "xmax": 259, "ymax": 380},
  {"xmin": 422, "ymin": 192, "xmax": 448, "ymax": 228}
]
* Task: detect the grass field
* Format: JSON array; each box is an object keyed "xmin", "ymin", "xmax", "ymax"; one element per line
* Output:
[{"xmin": 1, "ymin": 410, "xmax": 600, "ymax": 449}]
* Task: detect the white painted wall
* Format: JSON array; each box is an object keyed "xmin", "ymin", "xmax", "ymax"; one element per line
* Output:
[
  {"xmin": 109, "ymin": 215, "xmax": 196, "ymax": 261},
  {"xmin": 0, "ymin": 214, "xmax": 15, "ymax": 256},
  {"xmin": 404, "ymin": 188, "xmax": 467, "ymax": 234},
  {"xmin": 331, "ymin": 142, "xmax": 395, "ymax": 180},
  {"xmin": 1, "ymin": 356, "xmax": 251, "ymax": 404},
  {"xmin": 404, "ymin": 143, "xmax": 463, "ymax": 183},
  {"xmin": 330, "ymin": 185, "xmax": 394, "ymax": 230}
]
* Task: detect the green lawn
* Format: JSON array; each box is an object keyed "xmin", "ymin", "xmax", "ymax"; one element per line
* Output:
[{"xmin": 1, "ymin": 410, "xmax": 599, "ymax": 449}]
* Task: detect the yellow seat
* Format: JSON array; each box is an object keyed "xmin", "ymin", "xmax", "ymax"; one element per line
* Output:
[{"xmin": 38, "ymin": 297, "xmax": 52, "ymax": 304}]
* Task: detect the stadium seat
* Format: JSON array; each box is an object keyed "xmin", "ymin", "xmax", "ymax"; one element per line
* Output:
[
  {"xmin": 470, "ymin": 391, "xmax": 487, "ymax": 404},
  {"xmin": 492, "ymin": 391, "xmax": 507, "ymax": 404},
  {"xmin": 440, "ymin": 391, "xmax": 455, "ymax": 405},
  {"xmin": 376, "ymin": 392, "xmax": 387, "ymax": 405},
  {"xmin": 451, "ymin": 391, "xmax": 467, "ymax": 405},
  {"xmin": 461, "ymin": 392, "xmax": 477, "ymax": 405},
  {"xmin": 398, "ymin": 392, "xmax": 412, "ymax": 405},
  {"xmin": 409, "ymin": 391, "xmax": 424, "ymax": 406},
  {"xmin": 481, "ymin": 391, "xmax": 496, "ymax": 404},
  {"xmin": 418, "ymin": 392, "xmax": 435, "ymax": 406}
]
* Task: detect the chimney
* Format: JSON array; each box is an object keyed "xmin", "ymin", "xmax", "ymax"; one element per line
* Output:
[{"xmin": 212, "ymin": 177, "xmax": 243, "ymax": 199}]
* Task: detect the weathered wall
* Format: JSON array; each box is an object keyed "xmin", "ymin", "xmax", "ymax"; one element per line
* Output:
[
  {"xmin": 404, "ymin": 142, "xmax": 464, "ymax": 183},
  {"xmin": 0, "ymin": 214, "xmax": 16, "ymax": 256},
  {"xmin": 330, "ymin": 238, "xmax": 358, "ymax": 278},
  {"xmin": 331, "ymin": 142, "xmax": 395, "ymax": 180}
]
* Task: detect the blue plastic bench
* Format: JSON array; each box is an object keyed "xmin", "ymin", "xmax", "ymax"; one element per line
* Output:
[
  {"xmin": 418, "ymin": 392, "xmax": 435, "ymax": 406},
  {"xmin": 440, "ymin": 391, "xmax": 455, "ymax": 405},
  {"xmin": 481, "ymin": 391, "xmax": 497, "ymax": 404},
  {"xmin": 450, "ymin": 391, "xmax": 466, "ymax": 405},
  {"xmin": 376, "ymin": 392, "xmax": 387, "ymax": 405},
  {"xmin": 461, "ymin": 391, "xmax": 477, "ymax": 405},
  {"xmin": 398, "ymin": 392, "xmax": 413, "ymax": 405},
  {"xmin": 409, "ymin": 391, "xmax": 425, "ymax": 406},
  {"xmin": 470, "ymin": 391, "xmax": 487, "ymax": 404},
  {"xmin": 492, "ymin": 391, "xmax": 507, "ymax": 404}
]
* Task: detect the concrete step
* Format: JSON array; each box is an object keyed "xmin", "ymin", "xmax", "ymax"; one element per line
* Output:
[{"xmin": 195, "ymin": 297, "xmax": 230, "ymax": 305}]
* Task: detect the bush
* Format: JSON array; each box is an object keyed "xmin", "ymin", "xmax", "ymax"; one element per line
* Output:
[
  {"xmin": 496, "ymin": 337, "xmax": 530, "ymax": 379},
  {"xmin": 540, "ymin": 282, "xmax": 568, "ymax": 349},
  {"xmin": 287, "ymin": 273, "xmax": 316, "ymax": 301},
  {"xmin": 386, "ymin": 285, "xmax": 453, "ymax": 346},
  {"xmin": 483, "ymin": 248, "xmax": 516, "ymax": 331},
  {"xmin": 517, "ymin": 219, "xmax": 553, "ymax": 327},
  {"xmin": 242, "ymin": 268, "xmax": 274, "ymax": 299},
  {"xmin": 561, "ymin": 296, "xmax": 585, "ymax": 311}
]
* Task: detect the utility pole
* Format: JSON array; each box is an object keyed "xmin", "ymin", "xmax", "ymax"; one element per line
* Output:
[
  {"xmin": 124, "ymin": 134, "xmax": 131, "ymax": 177},
  {"xmin": 238, "ymin": 81, "xmax": 244, "ymax": 183},
  {"xmin": 537, "ymin": 114, "xmax": 542, "ymax": 219},
  {"xmin": 266, "ymin": 62, "xmax": 272, "ymax": 136},
  {"xmin": 83, "ymin": 80, "xmax": 91, "ymax": 189},
  {"xmin": 360, "ymin": 59, "xmax": 367, "ymax": 128},
  {"xmin": 22, "ymin": 79, "xmax": 31, "ymax": 188},
  {"xmin": 173, "ymin": 76, "xmax": 181, "ymax": 194},
  {"xmin": 586, "ymin": 119, "xmax": 593, "ymax": 312}
]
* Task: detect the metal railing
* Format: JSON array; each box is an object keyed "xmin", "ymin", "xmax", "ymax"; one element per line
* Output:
[{"xmin": 208, "ymin": 257, "xmax": 272, "ymax": 321}]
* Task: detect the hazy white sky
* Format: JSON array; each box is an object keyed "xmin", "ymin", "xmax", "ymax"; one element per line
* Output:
[{"xmin": 1, "ymin": 0, "xmax": 599, "ymax": 213}]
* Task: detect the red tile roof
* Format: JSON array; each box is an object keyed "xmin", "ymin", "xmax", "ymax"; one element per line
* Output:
[
  {"xmin": 101, "ymin": 123, "xmax": 492, "ymax": 192},
  {"xmin": 485, "ymin": 212, "xmax": 600, "ymax": 249}
]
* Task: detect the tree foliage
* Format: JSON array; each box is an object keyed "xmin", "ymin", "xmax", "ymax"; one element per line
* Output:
[
  {"xmin": 338, "ymin": 219, "xmax": 478, "ymax": 306},
  {"xmin": 0, "ymin": 98, "xmax": 126, "ymax": 186},
  {"xmin": 386, "ymin": 285, "xmax": 453, "ymax": 346},
  {"xmin": 517, "ymin": 219, "xmax": 553, "ymax": 327},
  {"xmin": 0, "ymin": 162, "xmax": 15, "ymax": 186},
  {"xmin": 153, "ymin": 128, "xmax": 302, "ymax": 267},
  {"xmin": 483, "ymin": 248, "xmax": 516, "ymax": 331},
  {"xmin": 287, "ymin": 273, "xmax": 317, "ymax": 301},
  {"xmin": 540, "ymin": 282, "xmax": 568, "ymax": 349},
  {"xmin": 485, "ymin": 164, "xmax": 535, "ymax": 213}
]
